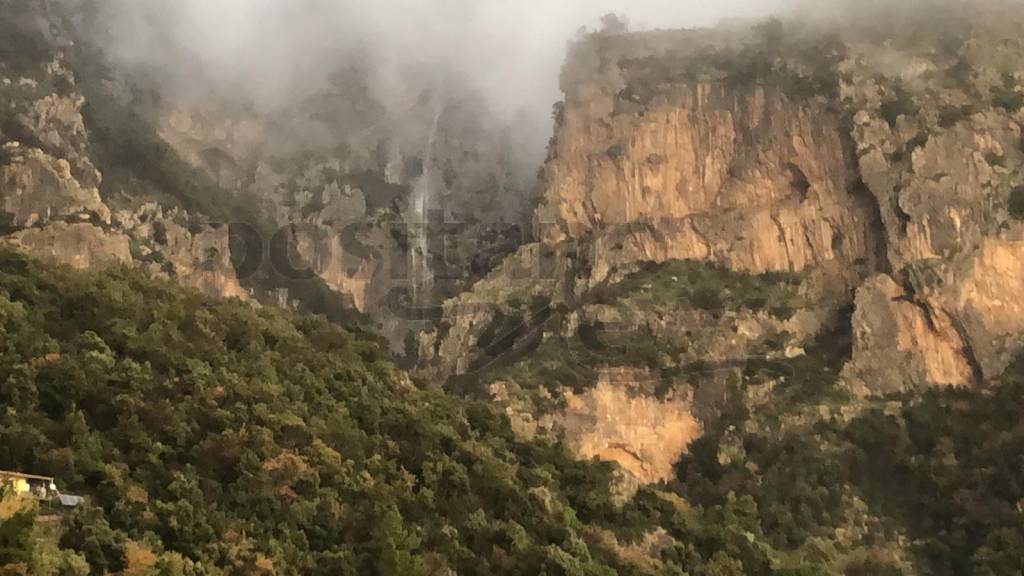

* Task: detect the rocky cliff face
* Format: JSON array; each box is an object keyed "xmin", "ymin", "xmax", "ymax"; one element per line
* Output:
[
  {"xmin": 540, "ymin": 72, "xmax": 875, "ymax": 288},
  {"xmin": 840, "ymin": 15, "xmax": 1024, "ymax": 390},
  {"xmin": 7, "ymin": 0, "xmax": 1024, "ymax": 495},
  {"xmin": 1, "ymin": 0, "xmax": 538, "ymax": 351},
  {"xmin": 133, "ymin": 70, "xmax": 536, "ymax": 352},
  {"xmin": 0, "ymin": 4, "xmax": 246, "ymax": 300},
  {"xmin": 428, "ymin": 7, "xmax": 1024, "ymax": 486}
]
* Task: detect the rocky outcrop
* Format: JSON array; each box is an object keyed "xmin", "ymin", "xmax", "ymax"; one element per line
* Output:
[
  {"xmin": 6, "ymin": 221, "xmax": 131, "ymax": 268},
  {"xmin": 560, "ymin": 369, "xmax": 701, "ymax": 484},
  {"xmin": 840, "ymin": 20, "xmax": 1024, "ymax": 391},
  {"xmin": 431, "ymin": 252, "xmax": 816, "ymax": 482},
  {"xmin": 842, "ymin": 275, "xmax": 974, "ymax": 394},
  {"xmin": 1, "ymin": 193, "xmax": 248, "ymax": 299},
  {"xmin": 0, "ymin": 144, "xmax": 108, "ymax": 227},
  {"xmin": 428, "ymin": 27, "xmax": 883, "ymax": 390},
  {"xmin": 0, "ymin": 16, "xmax": 247, "ymax": 301},
  {"xmin": 115, "ymin": 204, "xmax": 249, "ymax": 300},
  {"xmin": 431, "ymin": 242, "xmax": 566, "ymax": 377},
  {"xmin": 488, "ymin": 363, "xmax": 703, "ymax": 487},
  {"xmin": 537, "ymin": 40, "xmax": 882, "ymax": 306},
  {"xmin": 430, "ymin": 11, "xmax": 1024, "ymax": 480}
]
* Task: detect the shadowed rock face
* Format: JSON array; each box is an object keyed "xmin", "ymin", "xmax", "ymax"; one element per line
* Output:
[
  {"xmin": 0, "ymin": 4, "xmax": 247, "ymax": 300},
  {"xmin": 146, "ymin": 69, "xmax": 538, "ymax": 352},
  {"xmin": 2, "ymin": 0, "xmax": 540, "ymax": 353}
]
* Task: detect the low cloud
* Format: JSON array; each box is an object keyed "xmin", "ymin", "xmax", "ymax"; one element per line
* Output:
[{"xmin": 91, "ymin": 0, "xmax": 789, "ymax": 158}]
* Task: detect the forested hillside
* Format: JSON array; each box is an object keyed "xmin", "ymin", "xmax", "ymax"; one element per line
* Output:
[
  {"xmin": 1, "ymin": 250, "xmax": 1022, "ymax": 575},
  {"xmin": 4, "ymin": 1, "xmax": 1024, "ymax": 575},
  {"xmin": 0, "ymin": 248, "xmax": 637, "ymax": 575}
]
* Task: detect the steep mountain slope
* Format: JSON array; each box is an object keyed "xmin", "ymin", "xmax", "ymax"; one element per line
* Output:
[
  {"xmin": 3, "ymin": 1, "xmax": 1024, "ymax": 575},
  {"xmin": 0, "ymin": 0, "xmax": 247, "ymax": 302},
  {"xmin": 424, "ymin": 2, "xmax": 1024, "ymax": 556},
  {"xmin": 0, "ymin": 247, "xmax": 639, "ymax": 575},
  {"xmin": 75, "ymin": 1, "xmax": 539, "ymax": 355},
  {"xmin": 2, "ymin": 246, "xmax": 1022, "ymax": 575},
  {"xmin": 0, "ymin": 0, "xmax": 539, "ymax": 355}
]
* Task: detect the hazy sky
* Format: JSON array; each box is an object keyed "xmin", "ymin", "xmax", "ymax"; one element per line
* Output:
[
  {"xmin": 98, "ymin": 0, "xmax": 790, "ymax": 157},
  {"xmin": 107, "ymin": 1, "xmax": 786, "ymax": 100}
]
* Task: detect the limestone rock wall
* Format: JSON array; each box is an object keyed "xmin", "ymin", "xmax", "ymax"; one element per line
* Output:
[
  {"xmin": 6, "ymin": 221, "xmax": 131, "ymax": 269},
  {"xmin": 0, "ymin": 144, "xmax": 108, "ymax": 227},
  {"xmin": 842, "ymin": 275, "xmax": 974, "ymax": 394},
  {"xmin": 432, "ymin": 14, "xmax": 1024, "ymax": 482},
  {"xmin": 537, "ymin": 75, "xmax": 880, "ymax": 302}
]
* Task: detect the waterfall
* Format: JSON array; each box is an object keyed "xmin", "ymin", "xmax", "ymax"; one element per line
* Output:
[{"xmin": 409, "ymin": 106, "xmax": 442, "ymax": 303}]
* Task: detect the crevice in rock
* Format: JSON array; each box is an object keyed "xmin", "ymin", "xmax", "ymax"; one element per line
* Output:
[
  {"xmin": 849, "ymin": 179, "xmax": 885, "ymax": 248},
  {"xmin": 687, "ymin": 219, "xmax": 712, "ymax": 258},
  {"xmin": 948, "ymin": 314, "xmax": 986, "ymax": 386},
  {"xmin": 897, "ymin": 278, "xmax": 938, "ymax": 332},
  {"xmin": 841, "ymin": 119, "xmax": 892, "ymax": 275},
  {"xmin": 786, "ymin": 162, "xmax": 811, "ymax": 201},
  {"xmin": 770, "ymin": 210, "xmax": 795, "ymax": 271},
  {"xmin": 899, "ymin": 277, "xmax": 985, "ymax": 386},
  {"xmin": 893, "ymin": 185, "xmax": 912, "ymax": 235}
]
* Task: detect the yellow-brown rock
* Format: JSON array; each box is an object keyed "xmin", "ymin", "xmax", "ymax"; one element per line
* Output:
[
  {"xmin": 560, "ymin": 369, "xmax": 701, "ymax": 484},
  {"xmin": 537, "ymin": 80, "xmax": 879, "ymax": 300}
]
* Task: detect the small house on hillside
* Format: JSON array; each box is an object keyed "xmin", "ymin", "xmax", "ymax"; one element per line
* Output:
[
  {"xmin": 0, "ymin": 470, "xmax": 56, "ymax": 499},
  {"xmin": 0, "ymin": 470, "xmax": 84, "ymax": 507}
]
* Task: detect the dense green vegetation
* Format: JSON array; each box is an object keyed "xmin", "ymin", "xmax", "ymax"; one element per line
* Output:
[
  {"xmin": 471, "ymin": 261, "xmax": 802, "ymax": 416},
  {"xmin": 1, "ymin": 249, "xmax": 860, "ymax": 576},
  {"xmin": 674, "ymin": 333, "xmax": 1024, "ymax": 575},
  {"xmin": 466, "ymin": 254, "xmax": 1024, "ymax": 574},
  {"xmin": 598, "ymin": 261, "xmax": 802, "ymax": 320},
  {"xmin": 0, "ymin": 491, "xmax": 89, "ymax": 575},
  {"xmin": 20, "ymin": 248, "xmax": 1001, "ymax": 576},
  {"xmin": 0, "ymin": 248, "xmax": 646, "ymax": 575}
]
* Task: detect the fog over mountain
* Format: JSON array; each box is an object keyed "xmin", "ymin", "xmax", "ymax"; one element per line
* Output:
[
  {"xmin": 90, "ymin": 0, "xmax": 789, "ymax": 158},
  {"xmin": 9, "ymin": 0, "xmax": 1024, "ymax": 574}
]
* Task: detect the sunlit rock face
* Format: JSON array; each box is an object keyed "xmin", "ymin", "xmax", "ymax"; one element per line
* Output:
[
  {"xmin": 839, "ymin": 13, "xmax": 1024, "ymax": 391},
  {"xmin": 539, "ymin": 67, "xmax": 879, "ymax": 297},
  {"xmin": 561, "ymin": 369, "xmax": 701, "ymax": 485},
  {"xmin": 429, "ymin": 10, "xmax": 1024, "ymax": 481},
  {"xmin": 540, "ymin": 82, "xmax": 871, "ymax": 273}
]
